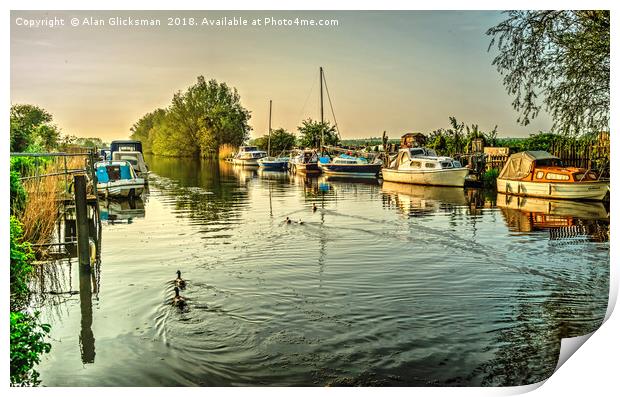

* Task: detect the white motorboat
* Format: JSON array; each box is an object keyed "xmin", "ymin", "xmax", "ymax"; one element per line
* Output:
[
  {"xmin": 232, "ymin": 146, "xmax": 267, "ymax": 166},
  {"xmin": 381, "ymin": 147, "xmax": 469, "ymax": 187}
]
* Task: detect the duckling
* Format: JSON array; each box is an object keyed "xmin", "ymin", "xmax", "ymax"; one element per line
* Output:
[
  {"xmin": 285, "ymin": 217, "xmax": 292, "ymax": 224},
  {"xmin": 298, "ymin": 219, "xmax": 304, "ymax": 225},
  {"xmin": 172, "ymin": 287, "xmax": 186, "ymax": 308},
  {"xmin": 312, "ymin": 203, "xmax": 317, "ymax": 212},
  {"xmin": 175, "ymin": 270, "xmax": 186, "ymax": 289}
]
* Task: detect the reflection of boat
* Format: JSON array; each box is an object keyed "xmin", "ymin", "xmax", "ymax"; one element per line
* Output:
[
  {"xmin": 497, "ymin": 194, "xmax": 608, "ymax": 221},
  {"xmin": 95, "ymin": 160, "xmax": 145, "ymax": 198},
  {"xmin": 382, "ymin": 181, "xmax": 467, "ymax": 215},
  {"xmin": 257, "ymin": 168, "xmax": 289, "ymax": 180},
  {"xmin": 318, "ymin": 154, "xmax": 382, "ymax": 177},
  {"xmin": 381, "ymin": 147, "xmax": 469, "ymax": 186},
  {"xmin": 498, "ymin": 193, "xmax": 609, "ymax": 239},
  {"xmin": 99, "ymin": 198, "xmax": 145, "ymax": 222},
  {"xmin": 232, "ymin": 146, "xmax": 267, "ymax": 166},
  {"xmin": 289, "ymin": 149, "xmax": 321, "ymax": 173},
  {"xmin": 497, "ymin": 151, "xmax": 609, "ymax": 200},
  {"xmin": 320, "ymin": 175, "xmax": 381, "ymax": 185}
]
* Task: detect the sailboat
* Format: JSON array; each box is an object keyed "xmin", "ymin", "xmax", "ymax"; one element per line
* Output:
[{"xmin": 258, "ymin": 100, "xmax": 290, "ymax": 170}]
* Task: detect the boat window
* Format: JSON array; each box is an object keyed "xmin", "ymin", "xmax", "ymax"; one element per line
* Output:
[
  {"xmin": 574, "ymin": 172, "xmax": 598, "ymax": 181},
  {"xmin": 536, "ymin": 171, "xmax": 545, "ymax": 179},
  {"xmin": 410, "ymin": 148, "xmax": 425, "ymax": 156},
  {"xmin": 425, "ymin": 162, "xmax": 436, "ymax": 169},
  {"xmin": 410, "ymin": 161, "xmax": 421, "ymax": 168},
  {"xmin": 452, "ymin": 161, "xmax": 462, "ymax": 168},
  {"xmin": 440, "ymin": 161, "xmax": 452, "ymax": 169},
  {"xmin": 546, "ymin": 172, "xmax": 569, "ymax": 181}
]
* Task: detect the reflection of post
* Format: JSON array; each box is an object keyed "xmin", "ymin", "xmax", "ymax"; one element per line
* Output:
[{"xmin": 79, "ymin": 264, "xmax": 96, "ymax": 363}]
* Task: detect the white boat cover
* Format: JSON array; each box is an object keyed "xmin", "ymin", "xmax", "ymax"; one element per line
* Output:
[{"xmin": 498, "ymin": 151, "xmax": 559, "ymax": 180}]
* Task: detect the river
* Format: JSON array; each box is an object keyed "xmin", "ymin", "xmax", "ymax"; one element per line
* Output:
[{"xmin": 36, "ymin": 156, "xmax": 610, "ymax": 386}]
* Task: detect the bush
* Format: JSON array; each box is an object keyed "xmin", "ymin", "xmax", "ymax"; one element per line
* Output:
[
  {"xmin": 10, "ymin": 171, "xmax": 27, "ymax": 214},
  {"xmin": 483, "ymin": 168, "xmax": 500, "ymax": 188},
  {"xmin": 10, "ymin": 311, "xmax": 51, "ymax": 386},
  {"xmin": 10, "ymin": 217, "xmax": 34, "ymax": 310}
]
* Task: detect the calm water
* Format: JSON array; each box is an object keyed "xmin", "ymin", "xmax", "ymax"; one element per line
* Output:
[{"xmin": 36, "ymin": 156, "xmax": 610, "ymax": 386}]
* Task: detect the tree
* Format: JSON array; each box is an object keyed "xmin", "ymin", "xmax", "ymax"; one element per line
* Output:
[
  {"xmin": 130, "ymin": 108, "xmax": 167, "ymax": 153},
  {"xmin": 297, "ymin": 118, "xmax": 339, "ymax": 149},
  {"xmin": 487, "ymin": 11, "xmax": 610, "ymax": 134},
  {"xmin": 10, "ymin": 104, "xmax": 60, "ymax": 152},
  {"xmin": 252, "ymin": 128, "xmax": 297, "ymax": 155}
]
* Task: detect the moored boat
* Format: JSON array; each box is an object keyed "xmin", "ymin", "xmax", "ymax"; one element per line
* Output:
[
  {"xmin": 95, "ymin": 160, "xmax": 145, "ymax": 198},
  {"xmin": 232, "ymin": 146, "xmax": 267, "ymax": 166},
  {"xmin": 289, "ymin": 149, "xmax": 321, "ymax": 173},
  {"xmin": 318, "ymin": 154, "xmax": 382, "ymax": 177},
  {"xmin": 112, "ymin": 150, "xmax": 149, "ymax": 178},
  {"xmin": 381, "ymin": 147, "xmax": 469, "ymax": 187},
  {"xmin": 496, "ymin": 151, "xmax": 609, "ymax": 201},
  {"xmin": 258, "ymin": 156, "xmax": 290, "ymax": 170}
]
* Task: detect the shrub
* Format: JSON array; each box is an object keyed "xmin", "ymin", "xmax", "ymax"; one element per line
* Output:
[
  {"xmin": 483, "ymin": 168, "xmax": 500, "ymax": 188},
  {"xmin": 10, "ymin": 217, "xmax": 34, "ymax": 310},
  {"xmin": 10, "ymin": 171, "xmax": 27, "ymax": 214},
  {"xmin": 10, "ymin": 311, "xmax": 51, "ymax": 386}
]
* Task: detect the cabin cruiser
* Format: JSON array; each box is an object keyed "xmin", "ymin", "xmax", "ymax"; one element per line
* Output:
[
  {"xmin": 258, "ymin": 155, "xmax": 290, "ymax": 170},
  {"xmin": 381, "ymin": 147, "xmax": 469, "ymax": 187},
  {"xmin": 496, "ymin": 151, "xmax": 609, "ymax": 201},
  {"xmin": 112, "ymin": 151, "xmax": 149, "ymax": 178},
  {"xmin": 95, "ymin": 160, "xmax": 145, "ymax": 198},
  {"xmin": 232, "ymin": 146, "xmax": 267, "ymax": 166},
  {"xmin": 318, "ymin": 154, "xmax": 382, "ymax": 178},
  {"xmin": 289, "ymin": 149, "xmax": 321, "ymax": 173}
]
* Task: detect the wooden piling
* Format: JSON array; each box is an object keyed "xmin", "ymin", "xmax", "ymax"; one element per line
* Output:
[{"xmin": 74, "ymin": 175, "xmax": 90, "ymax": 269}]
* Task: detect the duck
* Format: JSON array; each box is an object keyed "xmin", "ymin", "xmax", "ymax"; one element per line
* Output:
[
  {"xmin": 285, "ymin": 217, "xmax": 292, "ymax": 224},
  {"xmin": 172, "ymin": 287, "xmax": 186, "ymax": 308},
  {"xmin": 175, "ymin": 270, "xmax": 186, "ymax": 289},
  {"xmin": 312, "ymin": 204, "xmax": 317, "ymax": 212},
  {"xmin": 298, "ymin": 219, "xmax": 304, "ymax": 225}
]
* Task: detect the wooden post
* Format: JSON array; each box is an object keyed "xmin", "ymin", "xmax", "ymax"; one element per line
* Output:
[{"xmin": 74, "ymin": 175, "xmax": 90, "ymax": 269}]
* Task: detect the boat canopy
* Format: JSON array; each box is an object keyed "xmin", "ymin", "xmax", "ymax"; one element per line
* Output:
[{"xmin": 498, "ymin": 151, "xmax": 561, "ymax": 180}]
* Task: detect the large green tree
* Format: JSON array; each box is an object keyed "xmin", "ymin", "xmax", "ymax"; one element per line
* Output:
[
  {"xmin": 297, "ymin": 118, "xmax": 339, "ymax": 149},
  {"xmin": 10, "ymin": 104, "xmax": 60, "ymax": 152},
  {"xmin": 130, "ymin": 108, "xmax": 167, "ymax": 153},
  {"xmin": 252, "ymin": 128, "xmax": 297, "ymax": 155},
  {"xmin": 487, "ymin": 11, "xmax": 610, "ymax": 134}
]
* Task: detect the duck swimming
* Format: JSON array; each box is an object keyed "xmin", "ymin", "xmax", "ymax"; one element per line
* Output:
[
  {"xmin": 298, "ymin": 219, "xmax": 304, "ymax": 225},
  {"xmin": 172, "ymin": 287, "xmax": 186, "ymax": 308},
  {"xmin": 175, "ymin": 270, "xmax": 186, "ymax": 289},
  {"xmin": 285, "ymin": 217, "xmax": 292, "ymax": 224},
  {"xmin": 312, "ymin": 204, "xmax": 317, "ymax": 212}
]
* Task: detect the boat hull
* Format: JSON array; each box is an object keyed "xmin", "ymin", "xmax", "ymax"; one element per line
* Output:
[
  {"xmin": 381, "ymin": 168, "xmax": 469, "ymax": 187},
  {"xmin": 232, "ymin": 158, "xmax": 261, "ymax": 166},
  {"xmin": 319, "ymin": 163, "xmax": 381, "ymax": 177},
  {"xmin": 290, "ymin": 162, "xmax": 321, "ymax": 173},
  {"xmin": 258, "ymin": 158, "xmax": 289, "ymax": 170},
  {"xmin": 97, "ymin": 180, "xmax": 145, "ymax": 198},
  {"xmin": 497, "ymin": 178, "xmax": 609, "ymax": 201}
]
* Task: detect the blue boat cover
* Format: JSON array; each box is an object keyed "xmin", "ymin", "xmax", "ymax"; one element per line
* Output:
[
  {"xmin": 96, "ymin": 167, "xmax": 109, "ymax": 183},
  {"xmin": 319, "ymin": 156, "xmax": 330, "ymax": 164},
  {"xmin": 120, "ymin": 165, "xmax": 132, "ymax": 179}
]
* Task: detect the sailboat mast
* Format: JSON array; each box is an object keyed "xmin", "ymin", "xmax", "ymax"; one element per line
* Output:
[
  {"xmin": 320, "ymin": 66, "xmax": 324, "ymax": 151},
  {"xmin": 268, "ymin": 99, "xmax": 272, "ymax": 157}
]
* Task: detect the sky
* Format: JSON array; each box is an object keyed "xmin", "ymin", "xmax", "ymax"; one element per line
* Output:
[{"xmin": 10, "ymin": 10, "xmax": 554, "ymax": 141}]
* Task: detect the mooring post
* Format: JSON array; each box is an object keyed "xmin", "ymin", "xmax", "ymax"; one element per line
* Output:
[{"xmin": 74, "ymin": 174, "xmax": 90, "ymax": 269}]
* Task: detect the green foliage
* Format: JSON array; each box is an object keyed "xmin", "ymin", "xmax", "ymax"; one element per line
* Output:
[
  {"xmin": 10, "ymin": 104, "xmax": 60, "ymax": 152},
  {"xmin": 10, "ymin": 171, "xmax": 27, "ymax": 214},
  {"xmin": 60, "ymin": 135, "xmax": 108, "ymax": 148},
  {"xmin": 251, "ymin": 128, "xmax": 297, "ymax": 154},
  {"xmin": 10, "ymin": 217, "xmax": 35, "ymax": 311},
  {"xmin": 427, "ymin": 117, "xmax": 499, "ymax": 155},
  {"xmin": 297, "ymin": 118, "xmax": 339, "ymax": 149},
  {"xmin": 10, "ymin": 311, "xmax": 51, "ymax": 386},
  {"xmin": 131, "ymin": 76, "xmax": 251, "ymax": 157},
  {"xmin": 482, "ymin": 168, "xmax": 500, "ymax": 188},
  {"xmin": 488, "ymin": 11, "xmax": 609, "ymax": 134}
]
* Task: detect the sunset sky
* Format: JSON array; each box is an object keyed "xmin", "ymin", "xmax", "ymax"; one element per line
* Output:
[{"xmin": 11, "ymin": 10, "xmax": 554, "ymax": 142}]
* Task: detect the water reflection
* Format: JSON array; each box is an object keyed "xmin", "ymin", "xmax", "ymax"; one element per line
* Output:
[
  {"xmin": 381, "ymin": 181, "xmax": 468, "ymax": 217},
  {"xmin": 497, "ymin": 194, "xmax": 609, "ymax": 241},
  {"xmin": 99, "ymin": 198, "xmax": 145, "ymax": 223}
]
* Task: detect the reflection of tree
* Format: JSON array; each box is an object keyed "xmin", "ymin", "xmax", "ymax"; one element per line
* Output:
[{"xmin": 146, "ymin": 156, "xmax": 249, "ymax": 226}]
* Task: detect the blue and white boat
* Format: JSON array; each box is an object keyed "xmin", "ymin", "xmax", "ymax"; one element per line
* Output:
[
  {"xmin": 95, "ymin": 160, "xmax": 145, "ymax": 198},
  {"xmin": 258, "ymin": 156, "xmax": 290, "ymax": 170},
  {"xmin": 318, "ymin": 154, "xmax": 382, "ymax": 178}
]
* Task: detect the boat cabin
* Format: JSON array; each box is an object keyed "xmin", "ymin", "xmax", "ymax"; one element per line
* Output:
[
  {"xmin": 235, "ymin": 146, "xmax": 267, "ymax": 159},
  {"xmin": 499, "ymin": 151, "xmax": 599, "ymax": 183},
  {"xmin": 112, "ymin": 151, "xmax": 149, "ymax": 175},
  {"xmin": 390, "ymin": 148, "xmax": 462, "ymax": 169},
  {"xmin": 111, "ymin": 140, "xmax": 143, "ymax": 154},
  {"xmin": 96, "ymin": 160, "xmax": 138, "ymax": 183}
]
